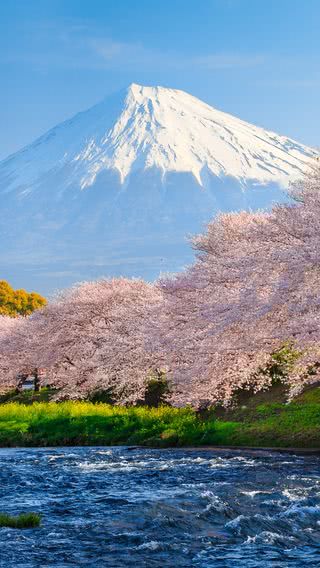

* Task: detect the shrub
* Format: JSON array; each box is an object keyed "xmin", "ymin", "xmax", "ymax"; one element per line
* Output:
[
  {"xmin": 267, "ymin": 342, "xmax": 302, "ymax": 383},
  {"xmin": 0, "ymin": 512, "xmax": 41, "ymax": 529},
  {"xmin": 251, "ymin": 342, "xmax": 303, "ymax": 391},
  {"xmin": 88, "ymin": 388, "xmax": 115, "ymax": 404},
  {"xmin": 143, "ymin": 370, "xmax": 171, "ymax": 407}
]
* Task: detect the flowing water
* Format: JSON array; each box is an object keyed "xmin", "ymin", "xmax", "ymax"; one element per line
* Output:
[{"xmin": 0, "ymin": 447, "xmax": 319, "ymax": 567}]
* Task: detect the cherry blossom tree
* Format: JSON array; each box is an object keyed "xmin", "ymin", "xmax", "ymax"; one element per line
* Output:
[
  {"xmin": 0, "ymin": 278, "xmax": 163, "ymax": 402},
  {"xmin": 156, "ymin": 160, "xmax": 320, "ymax": 406},
  {"xmin": 1, "ymin": 162, "xmax": 319, "ymax": 407},
  {"xmin": 0, "ymin": 315, "xmax": 24, "ymax": 390}
]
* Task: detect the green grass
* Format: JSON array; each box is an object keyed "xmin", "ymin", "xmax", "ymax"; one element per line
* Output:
[
  {"xmin": 0, "ymin": 385, "xmax": 319, "ymax": 448},
  {"xmin": 0, "ymin": 512, "xmax": 41, "ymax": 529},
  {"xmin": 212, "ymin": 384, "xmax": 320, "ymax": 448},
  {"xmin": 0, "ymin": 402, "xmax": 216, "ymax": 447}
]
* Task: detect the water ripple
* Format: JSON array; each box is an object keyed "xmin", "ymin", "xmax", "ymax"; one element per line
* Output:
[{"xmin": 0, "ymin": 447, "xmax": 319, "ymax": 567}]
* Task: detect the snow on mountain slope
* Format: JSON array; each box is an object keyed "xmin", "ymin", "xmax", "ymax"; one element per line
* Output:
[
  {"xmin": 0, "ymin": 84, "xmax": 316, "ymax": 293},
  {"xmin": 1, "ymin": 83, "xmax": 314, "ymax": 195}
]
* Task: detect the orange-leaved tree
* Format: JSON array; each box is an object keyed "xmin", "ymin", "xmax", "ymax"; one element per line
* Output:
[{"xmin": 0, "ymin": 280, "xmax": 46, "ymax": 317}]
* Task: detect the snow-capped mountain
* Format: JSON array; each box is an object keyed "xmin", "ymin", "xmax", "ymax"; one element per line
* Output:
[{"xmin": 0, "ymin": 83, "xmax": 316, "ymax": 293}]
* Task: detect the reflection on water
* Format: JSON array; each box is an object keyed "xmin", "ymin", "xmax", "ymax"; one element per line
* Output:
[{"xmin": 0, "ymin": 447, "xmax": 319, "ymax": 567}]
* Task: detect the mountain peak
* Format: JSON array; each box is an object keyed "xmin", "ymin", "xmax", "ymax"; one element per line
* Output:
[
  {"xmin": 0, "ymin": 83, "xmax": 317, "ymax": 292},
  {"xmin": 127, "ymin": 81, "xmax": 144, "ymax": 92},
  {"xmin": 1, "ymin": 83, "xmax": 316, "ymax": 194}
]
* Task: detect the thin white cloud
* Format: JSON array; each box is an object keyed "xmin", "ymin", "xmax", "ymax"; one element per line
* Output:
[
  {"xmin": 1, "ymin": 19, "xmax": 266, "ymax": 72},
  {"xmin": 91, "ymin": 37, "xmax": 265, "ymax": 70}
]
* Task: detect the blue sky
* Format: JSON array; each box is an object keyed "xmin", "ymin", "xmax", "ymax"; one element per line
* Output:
[{"xmin": 1, "ymin": 0, "xmax": 319, "ymax": 160}]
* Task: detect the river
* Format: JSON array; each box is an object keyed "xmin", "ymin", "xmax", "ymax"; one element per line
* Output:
[{"xmin": 0, "ymin": 447, "xmax": 319, "ymax": 567}]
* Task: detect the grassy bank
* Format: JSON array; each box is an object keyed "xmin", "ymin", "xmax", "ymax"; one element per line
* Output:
[
  {"xmin": 0, "ymin": 402, "xmax": 216, "ymax": 447},
  {"xmin": 0, "ymin": 385, "xmax": 319, "ymax": 448}
]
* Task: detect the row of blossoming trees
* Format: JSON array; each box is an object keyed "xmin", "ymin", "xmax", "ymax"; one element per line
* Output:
[{"xmin": 0, "ymin": 162, "xmax": 320, "ymax": 406}]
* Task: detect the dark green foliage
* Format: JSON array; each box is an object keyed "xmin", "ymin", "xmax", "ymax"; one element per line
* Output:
[
  {"xmin": 0, "ymin": 387, "xmax": 57, "ymax": 405},
  {"xmin": 88, "ymin": 388, "xmax": 116, "ymax": 404},
  {"xmin": 226, "ymin": 344, "xmax": 303, "ymax": 409},
  {"xmin": 85, "ymin": 371, "xmax": 170, "ymax": 407},
  {"xmin": 0, "ymin": 512, "xmax": 41, "ymax": 529},
  {"xmin": 143, "ymin": 370, "xmax": 171, "ymax": 407},
  {"xmin": 260, "ymin": 341, "xmax": 302, "ymax": 384}
]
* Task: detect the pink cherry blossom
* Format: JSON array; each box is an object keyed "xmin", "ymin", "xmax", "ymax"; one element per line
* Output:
[{"xmin": 1, "ymin": 161, "xmax": 319, "ymax": 406}]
